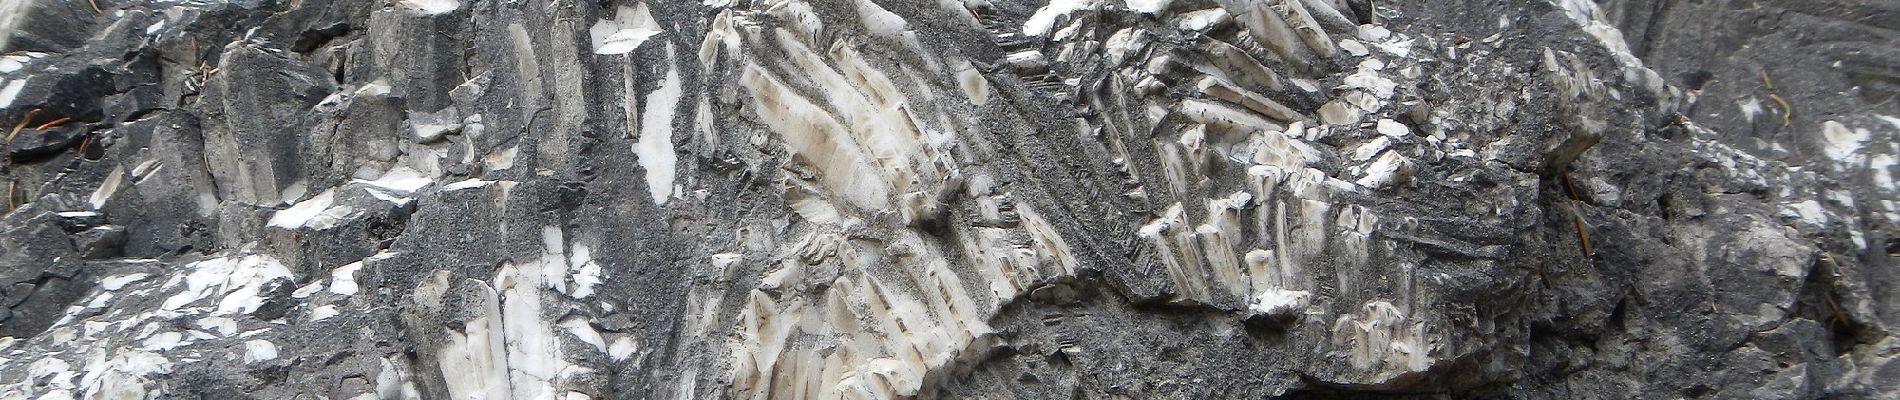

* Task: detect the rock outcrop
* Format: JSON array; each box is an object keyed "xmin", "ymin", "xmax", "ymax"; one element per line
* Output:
[{"xmin": 0, "ymin": 0, "xmax": 1895, "ymax": 398}]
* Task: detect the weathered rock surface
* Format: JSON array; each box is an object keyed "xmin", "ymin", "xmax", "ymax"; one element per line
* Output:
[{"xmin": 0, "ymin": 0, "xmax": 1894, "ymax": 398}]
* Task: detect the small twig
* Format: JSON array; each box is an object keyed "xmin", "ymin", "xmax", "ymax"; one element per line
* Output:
[
  {"xmin": 1559, "ymin": 167, "xmax": 1590, "ymax": 257},
  {"xmin": 1824, "ymin": 291, "xmax": 1849, "ymax": 333},
  {"xmin": 74, "ymin": 132, "xmax": 93, "ymax": 155},
  {"xmin": 1814, "ymin": 251, "xmax": 1849, "ymax": 332},
  {"xmin": 5, "ymin": 108, "xmax": 40, "ymax": 142},
  {"xmin": 1769, "ymin": 94, "xmax": 1792, "ymax": 128},
  {"xmin": 88, "ymin": 0, "xmax": 102, "ymax": 14},
  {"xmin": 1760, "ymin": 68, "xmax": 1775, "ymax": 91},
  {"xmin": 1559, "ymin": 166, "xmax": 1582, "ymax": 201},
  {"xmin": 1570, "ymin": 208, "xmax": 1592, "ymax": 257},
  {"xmin": 32, "ymin": 117, "xmax": 69, "ymax": 131}
]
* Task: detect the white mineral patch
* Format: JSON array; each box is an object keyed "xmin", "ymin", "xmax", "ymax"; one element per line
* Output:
[
  {"xmin": 1025, "ymin": 0, "xmax": 1099, "ymax": 36},
  {"xmin": 0, "ymin": 53, "xmax": 37, "ymax": 74},
  {"xmin": 1737, "ymin": 97, "xmax": 1762, "ymax": 123},
  {"xmin": 483, "ymin": 146, "xmax": 519, "ymax": 171},
  {"xmin": 159, "ymin": 255, "xmax": 294, "ymax": 315},
  {"xmin": 1821, "ymin": 120, "xmax": 1869, "ymax": 164},
  {"xmin": 1342, "ymin": 66, "xmax": 1398, "ymax": 100},
  {"xmin": 1374, "ymin": 39, "xmax": 1413, "ymax": 57},
  {"xmin": 77, "ymin": 350, "xmax": 173, "ymax": 397},
  {"xmin": 956, "ymin": 61, "xmax": 989, "ymax": 105},
  {"xmin": 1318, "ymin": 100, "xmax": 1361, "ymax": 125},
  {"xmin": 1828, "ymin": 190, "xmax": 1855, "ymax": 209},
  {"xmin": 1336, "ymin": 301, "xmax": 1437, "ymax": 372},
  {"xmin": 1872, "ymin": 154, "xmax": 1896, "ymax": 190},
  {"xmin": 0, "ymin": 78, "xmax": 26, "ymax": 108},
  {"xmin": 90, "ymin": 166, "xmax": 126, "ymax": 209},
  {"xmin": 374, "ymin": 358, "xmax": 408, "ymax": 399},
  {"xmin": 738, "ymin": 63, "xmax": 895, "ymax": 211},
  {"xmin": 409, "ymin": 107, "xmax": 461, "ymax": 142},
  {"xmin": 1290, "ymin": 77, "xmax": 1320, "ymax": 93},
  {"xmin": 636, "ymin": 47, "xmax": 682, "ymax": 205},
  {"xmin": 1362, "ymin": 57, "xmax": 1387, "ymax": 71},
  {"xmin": 590, "ymin": 4, "xmax": 664, "ymax": 55},
  {"xmin": 1356, "ymin": 151, "xmax": 1408, "ymax": 189},
  {"xmin": 244, "ymin": 340, "xmax": 279, "ymax": 363},
  {"xmin": 1005, "ymin": 50, "xmax": 1046, "ymax": 71},
  {"xmin": 1339, "ymin": 39, "xmax": 1369, "ymax": 57},
  {"xmin": 1222, "ymin": 191, "xmax": 1254, "ymax": 208},
  {"xmin": 29, "ymin": 358, "xmax": 70, "ymax": 381},
  {"xmin": 364, "ymin": 189, "xmax": 413, "ymax": 207},
  {"xmin": 34, "ymin": 389, "xmax": 77, "ymax": 400},
  {"xmin": 1125, "ymin": 0, "xmax": 1170, "ymax": 14},
  {"xmin": 1781, "ymin": 199, "xmax": 1828, "ymax": 226},
  {"xmin": 356, "ymin": 80, "xmax": 392, "ymax": 96},
  {"xmin": 1352, "ymin": 136, "xmax": 1392, "ymax": 161},
  {"xmin": 267, "ymin": 189, "xmax": 336, "ymax": 229},
  {"xmin": 851, "ymin": 0, "xmax": 910, "ymax": 38},
  {"xmin": 330, "ymin": 261, "xmax": 364, "ymax": 296},
  {"xmin": 353, "ymin": 166, "xmax": 432, "ymax": 193},
  {"xmin": 1375, "ymin": 119, "xmax": 1410, "ymax": 137},
  {"xmin": 141, "ymin": 331, "xmax": 185, "ymax": 351},
  {"xmin": 609, "ymin": 337, "xmax": 639, "ymax": 361},
  {"xmin": 566, "ymin": 243, "xmax": 603, "ymax": 299},
  {"xmin": 559, "ymin": 318, "xmax": 608, "ymax": 353},
  {"xmin": 309, "ymin": 305, "xmax": 339, "ymax": 321},
  {"xmin": 1176, "ymin": 8, "xmax": 1228, "ymax": 31},
  {"xmin": 398, "ymin": 0, "xmax": 459, "ymax": 15},
  {"xmin": 540, "ymin": 226, "xmax": 569, "ymax": 291},
  {"xmin": 195, "ymin": 317, "xmax": 237, "ymax": 336},
  {"xmin": 309, "ymin": 205, "xmax": 358, "ymax": 230},
  {"xmin": 86, "ymin": 292, "xmax": 115, "ymax": 309},
  {"xmin": 1248, "ymin": 289, "xmax": 1312, "ymax": 317},
  {"xmin": 49, "ymin": 326, "xmax": 75, "ymax": 343},
  {"xmin": 494, "ymin": 262, "xmax": 570, "ymax": 399},
  {"xmin": 101, "ymin": 273, "xmax": 151, "ymax": 291},
  {"xmin": 1358, "ymin": 24, "xmax": 1391, "ymax": 42},
  {"xmin": 291, "ymin": 281, "xmax": 325, "ymax": 298},
  {"xmin": 442, "ymin": 179, "xmax": 493, "ymax": 191},
  {"xmin": 83, "ymin": 321, "xmax": 113, "ymax": 339},
  {"xmin": 55, "ymin": 211, "xmax": 99, "ymax": 220},
  {"xmin": 131, "ymin": 158, "xmax": 164, "ymax": 182},
  {"xmin": 438, "ymin": 314, "xmax": 508, "ymax": 400},
  {"xmin": 1137, "ymin": 205, "xmax": 1180, "ymax": 238}
]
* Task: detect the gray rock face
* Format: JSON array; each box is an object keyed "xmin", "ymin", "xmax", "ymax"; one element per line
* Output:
[{"xmin": 0, "ymin": 0, "xmax": 1895, "ymax": 398}]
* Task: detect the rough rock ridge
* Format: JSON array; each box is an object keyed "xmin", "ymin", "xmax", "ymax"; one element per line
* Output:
[{"xmin": 0, "ymin": 0, "xmax": 1896, "ymax": 398}]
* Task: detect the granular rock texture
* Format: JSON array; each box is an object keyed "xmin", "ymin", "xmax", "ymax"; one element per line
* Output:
[{"xmin": 0, "ymin": 0, "xmax": 1895, "ymax": 398}]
